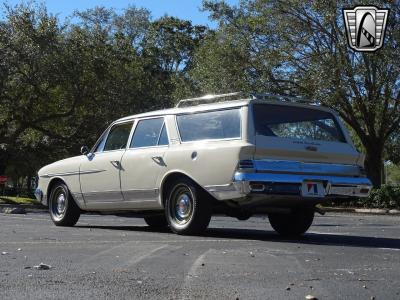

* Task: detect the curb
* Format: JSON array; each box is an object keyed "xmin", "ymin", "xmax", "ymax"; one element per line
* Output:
[
  {"xmin": 0, "ymin": 203, "xmax": 47, "ymax": 212},
  {"xmin": 322, "ymin": 207, "xmax": 400, "ymax": 215}
]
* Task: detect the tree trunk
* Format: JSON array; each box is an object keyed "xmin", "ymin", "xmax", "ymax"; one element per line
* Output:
[{"xmin": 364, "ymin": 146, "xmax": 383, "ymax": 188}]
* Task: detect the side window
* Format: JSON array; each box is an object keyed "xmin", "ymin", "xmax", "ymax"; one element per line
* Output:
[
  {"xmin": 103, "ymin": 123, "xmax": 133, "ymax": 151},
  {"xmin": 131, "ymin": 118, "xmax": 167, "ymax": 148},
  {"xmin": 158, "ymin": 124, "xmax": 169, "ymax": 146},
  {"xmin": 177, "ymin": 109, "xmax": 241, "ymax": 142}
]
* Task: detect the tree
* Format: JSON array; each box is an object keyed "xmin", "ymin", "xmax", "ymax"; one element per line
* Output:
[
  {"xmin": 0, "ymin": 2, "xmax": 208, "ymax": 186},
  {"xmin": 195, "ymin": 0, "xmax": 400, "ymax": 187}
]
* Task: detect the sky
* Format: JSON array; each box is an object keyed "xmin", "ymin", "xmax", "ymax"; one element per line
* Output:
[{"xmin": 2, "ymin": 0, "xmax": 240, "ymax": 27}]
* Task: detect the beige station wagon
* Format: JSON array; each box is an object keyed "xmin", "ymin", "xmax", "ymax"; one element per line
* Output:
[{"xmin": 35, "ymin": 93, "xmax": 372, "ymax": 236}]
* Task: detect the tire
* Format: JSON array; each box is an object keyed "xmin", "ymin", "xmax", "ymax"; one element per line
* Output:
[
  {"xmin": 49, "ymin": 182, "xmax": 80, "ymax": 226},
  {"xmin": 268, "ymin": 206, "xmax": 314, "ymax": 237},
  {"xmin": 144, "ymin": 215, "xmax": 168, "ymax": 228},
  {"xmin": 165, "ymin": 177, "xmax": 212, "ymax": 235}
]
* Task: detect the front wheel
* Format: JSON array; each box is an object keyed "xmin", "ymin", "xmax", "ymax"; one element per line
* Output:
[
  {"xmin": 49, "ymin": 183, "xmax": 80, "ymax": 226},
  {"xmin": 268, "ymin": 206, "xmax": 314, "ymax": 237},
  {"xmin": 165, "ymin": 177, "xmax": 212, "ymax": 235}
]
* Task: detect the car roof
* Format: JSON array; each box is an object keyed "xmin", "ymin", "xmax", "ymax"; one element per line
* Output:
[{"xmin": 114, "ymin": 98, "xmax": 337, "ymax": 123}]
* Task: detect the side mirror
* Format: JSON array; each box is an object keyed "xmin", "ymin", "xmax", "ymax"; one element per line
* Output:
[{"xmin": 80, "ymin": 145, "xmax": 90, "ymax": 156}]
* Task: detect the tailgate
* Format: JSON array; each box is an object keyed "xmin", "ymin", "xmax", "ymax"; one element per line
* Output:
[
  {"xmin": 251, "ymin": 103, "xmax": 360, "ymax": 165},
  {"xmin": 254, "ymin": 135, "xmax": 359, "ymax": 164}
]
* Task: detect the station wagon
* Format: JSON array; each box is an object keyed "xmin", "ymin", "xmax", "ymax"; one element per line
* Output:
[{"xmin": 35, "ymin": 93, "xmax": 372, "ymax": 236}]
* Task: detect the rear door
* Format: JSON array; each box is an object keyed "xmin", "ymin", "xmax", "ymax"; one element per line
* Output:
[
  {"xmin": 251, "ymin": 103, "xmax": 359, "ymax": 164},
  {"xmin": 120, "ymin": 117, "xmax": 168, "ymax": 208}
]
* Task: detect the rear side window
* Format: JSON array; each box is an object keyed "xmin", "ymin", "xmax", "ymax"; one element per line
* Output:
[
  {"xmin": 103, "ymin": 123, "xmax": 133, "ymax": 151},
  {"xmin": 177, "ymin": 108, "xmax": 241, "ymax": 142},
  {"xmin": 253, "ymin": 104, "xmax": 346, "ymax": 142},
  {"xmin": 131, "ymin": 118, "xmax": 168, "ymax": 148}
]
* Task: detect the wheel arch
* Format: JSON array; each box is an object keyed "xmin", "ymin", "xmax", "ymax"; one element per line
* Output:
[
  {"xmin": 158, "ymin": 170, "xmax": 215, "ymax": 208},
  {"xmin": 46, "ymin": 177, "xmax": 82, "ymax": 209}
]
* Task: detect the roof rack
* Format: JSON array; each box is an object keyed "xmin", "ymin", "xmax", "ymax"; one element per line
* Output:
[
  {"xmin": 175, "ymin": 92, "xmax": 315, "ymax": 108},
  {"xmin": 175, "ymin": 92, "xmax": 245, "ymax": 108}
]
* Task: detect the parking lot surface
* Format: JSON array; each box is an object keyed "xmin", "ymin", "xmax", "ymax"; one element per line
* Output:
[{"xmin": 0, "ymin": 212, "xmax": 399, "ymax": 299}]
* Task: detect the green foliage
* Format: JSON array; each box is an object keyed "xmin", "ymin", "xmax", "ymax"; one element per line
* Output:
[
  {"xmin": 363, "ymin": 185, "xmax": 400, "ymax": 209},
  {"xmin": 0, "ymin": 196, "xmax": 38, "ymax": 205},
  {"xmin": 0, "ymin": 2, "xmax": 207, "ymax": 179},
  {"xmin": 386, "ymin": 163, "xmax": 400, "ymax": 185}
]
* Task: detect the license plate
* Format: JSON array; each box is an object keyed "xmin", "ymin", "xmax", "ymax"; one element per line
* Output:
[{"xmin": 301, "ymin": 181, "xmax": 325, "ymax": 197}]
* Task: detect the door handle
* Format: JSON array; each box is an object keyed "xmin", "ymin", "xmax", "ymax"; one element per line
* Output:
[
  {"xmin": 151, "ymin": 156, "xmax": 165, "ymax": 166},
  {"xmin": 110, "ymin": 160, "xmax": 121, "ymax": 168}
]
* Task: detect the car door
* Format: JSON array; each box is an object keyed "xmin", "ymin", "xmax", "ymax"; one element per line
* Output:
[
  {"xmin": 120, "ymin": 117, "xmax": 168, "ymax": 208},
  {"xmin": 80, "ymin": 121, "xmax": 133, "ymax": 206}
]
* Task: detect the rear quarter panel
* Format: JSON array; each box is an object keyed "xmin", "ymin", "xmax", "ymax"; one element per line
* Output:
[{"xmin": 156, "ymin": 109, "xmax": 253, "ymax": 206}]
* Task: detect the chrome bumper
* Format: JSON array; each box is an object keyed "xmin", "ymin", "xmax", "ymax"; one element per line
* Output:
[
  {"xmin": 234, "ymin": 171, "xmax": 371, "ymax": 196},
  {"xmin": 206, "ymin": 172, "xmax": 372, "ymax": 201},
  {"xmin": 34, "ymin": 188, "xmax": 43, "ymax": 202}
]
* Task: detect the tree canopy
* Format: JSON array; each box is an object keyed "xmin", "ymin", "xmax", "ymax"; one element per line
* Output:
[
  {"xmin": 0, "ymin": 1, "xmax": 399, "ymax": 187},
  {"xmin": 0, "ymin": 3, "xmax": 207, "ymax": 183}
]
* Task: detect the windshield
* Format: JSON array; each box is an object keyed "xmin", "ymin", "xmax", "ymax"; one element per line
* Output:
[{"xmin": 253, "ymin": 104, "xmax": 346, "ymax": 143}]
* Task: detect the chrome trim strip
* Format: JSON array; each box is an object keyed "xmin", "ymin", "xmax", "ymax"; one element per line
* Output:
[
  {"xmin": 252, "ymin": 160, "xmax": 362, "ymax": 177},
  {"xmin": 204, "ymin": 184, "xmax": 243, "ymax": 200},
  {"xmin": 123, "ymin": 188, "xmax": 159, "ymax": 200},
  {"xmin": 40, "ymin": 169, "xmax": 106, "ymax": 178},
  {"xmin": 234, "ymin": 172, "xmax": 372, "ymax": 186},
  {"xmin": 82, "ymin": 190, "xmax": 123, "ymax": 202}
]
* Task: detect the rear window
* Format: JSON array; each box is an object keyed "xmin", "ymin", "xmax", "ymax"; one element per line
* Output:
[
  {"xmin": 253, "ymin": 104, "xmax": 346, "ymax": 143},
  {"xmin": 177, "ymin": 109, "xmax": 241, "ymax": 142}
]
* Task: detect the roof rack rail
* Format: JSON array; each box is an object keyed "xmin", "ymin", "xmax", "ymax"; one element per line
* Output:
[
  {"xmin": 175, "ymin": 92, "xmax": 315, "ymax": 108},
  {"xmin": 175, "ymin": 92, "xmax": 245, "ymax": 108}
]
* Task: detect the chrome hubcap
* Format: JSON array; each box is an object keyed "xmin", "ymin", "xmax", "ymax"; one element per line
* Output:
[
  {"xmin": 170, "ymin": 185, "xmax": 194, "ymax": 225},
  {"xmin": 51, "ymin": 188, "xmax": 67, "ymax": 221},
  {"xmin": 175, "ymin": 193, "xmax": 192, "ymax": 221},
  {"xmin": 57, "ymin": 194, "xmax": 66, "ymax": 215}
]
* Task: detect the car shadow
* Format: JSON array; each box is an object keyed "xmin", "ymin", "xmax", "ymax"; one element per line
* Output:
[
  {"xmin": 75, "ymin": 224, "xmax": 400, "ymax": 250},
  {"xmin": 205, "ymin": 227, "xmax": 400, "ymax": 249}
]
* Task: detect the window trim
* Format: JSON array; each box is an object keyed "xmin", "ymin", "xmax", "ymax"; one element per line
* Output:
[
  {"xmin": 251, "ymin": 103, "xmax": 346, "ymax": 143},
  {"xmin": 91, "ymin": 120, "xmax": 135, "ymax": 154},
  {"xmin": 175, "ymin": 107, "xmax": 243, "ymax": 144},
  {"xmin": 128, "ymin": 116, "xmax": 170, "ymax": 150}
]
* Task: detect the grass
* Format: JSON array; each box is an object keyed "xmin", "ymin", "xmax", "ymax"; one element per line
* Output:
[{"xmin": 0, "ymin": 196, "xmax": 39, "ymax": 205}]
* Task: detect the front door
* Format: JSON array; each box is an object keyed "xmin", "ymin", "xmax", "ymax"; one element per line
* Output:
[
  {"xmin": 80, "ymin": 122, "xmax": 133, "ymax": 205},
  {"xmin": 120, "ymin": 117, "xmax": 168, "ymax": 208}
]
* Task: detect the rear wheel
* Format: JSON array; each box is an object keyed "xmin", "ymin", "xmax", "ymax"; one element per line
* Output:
[
  {"xmin": 165, "ymin": 177, "xmax": 212, "ymax": 235},
  {"xmin": 49, "ymin": 183, "xmax": 80, "ymax": 226},
  {"xmin": 144, "ymin": 215, "xmax": 167, "ymax": 228},
  {"xmin": 268, "ymin": 206, "xmax": 314, "ymax": 237}
]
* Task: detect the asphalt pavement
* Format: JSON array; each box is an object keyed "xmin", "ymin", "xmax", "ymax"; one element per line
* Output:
[{"xmin": 0, "ymin": 212, "xmax": 399, "ymax": 300}]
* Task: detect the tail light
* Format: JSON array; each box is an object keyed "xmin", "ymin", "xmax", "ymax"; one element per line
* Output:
[{"xmin": 238, "ymin": 160, "xmax": 254, "ymax": 170}]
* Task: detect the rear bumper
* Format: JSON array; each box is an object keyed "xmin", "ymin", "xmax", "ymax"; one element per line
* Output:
[
  {"xmin": 205, "ymin": 172, "xmax": 372, "ymax": 201},
  {"xmin": 235, "ymin": 171, "xmax": 371, "ymax": 196}
]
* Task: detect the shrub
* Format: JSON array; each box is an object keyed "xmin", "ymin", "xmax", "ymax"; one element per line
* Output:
[
  {"xmin": 362, "ymin": 185, "xmax": 400, "ymax": 209},
  {"xmin": 326, "ymin": 185, "xmax": 400, "ymax": 209}
]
